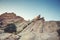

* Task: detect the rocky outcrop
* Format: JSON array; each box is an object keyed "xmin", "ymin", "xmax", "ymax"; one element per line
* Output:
[
  {"xmin": 32, "ymin": 15, "xmax": 45, "ymax": 22},
  {"xmin": 0, "ymin": 13, "xmax": 60, "ymax": 40},
  {"xmin": 0, "ymin": 12, "xmax": 24, "ymax": 28},
  {"xmin": 17, "ymin": 15, "xmax": 59, "ymax": 40}
]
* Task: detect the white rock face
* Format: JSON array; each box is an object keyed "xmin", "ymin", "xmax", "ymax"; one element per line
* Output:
[
  {"xmin": 0, "ymin": 33, "xmax": 11, "ymax": 40},
  {"xmin": 19, "ymin": 32, "xmax": 35, "ymax": 40},
  {"xmin": 18, "ymin": 20, "xmax": 59, "ymax": 40}
]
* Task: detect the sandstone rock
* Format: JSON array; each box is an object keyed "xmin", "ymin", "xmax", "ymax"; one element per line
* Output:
[
  {"xmin": 0, "ymin": 30, "xmax": 4, "ymax": 34},
  {"xmin": 44, "ymin": 21, "xmax": 59, "ymax": 33},
  {"xmin": 0, "ymin": 12, "xmax": 24, "ymax": 28},
  {"xmin": 34, "ymin": 15, "xmax": 40, "ymax": 20},
  {"xmin": 32, "ymin": 15, "xmax": 45, "ymax": 22},
  {"xmin": 16, "ymin": 21, "xmax": 29, "ymax": 33},
  {"xmin": 19, "ymin": 31, "xmax": 35, "ymax": 40},
  {"xmin": 0, "ymin": 33, "xmax": 12, "ymax": 40},
  {"xmin": 18, "ymin": 17, "xmax": 59, "ymax": 40},
  {"xmin": 0, "ymin": 13, "xmax": 60, "ymax": 40}
]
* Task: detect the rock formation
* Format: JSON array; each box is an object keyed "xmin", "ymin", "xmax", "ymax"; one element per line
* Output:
[
  {"xmin": 0, "ymin": 12, "xmax": 60, "ymax": 40},
  {"xmin": 0, "ymin": 12, "xmax": 24, "ymax": 28}
]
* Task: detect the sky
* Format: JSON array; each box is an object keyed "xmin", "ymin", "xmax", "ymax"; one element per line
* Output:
[{"xmin": 0, "ymin": 0, "xmax": 60, "ymax": 21}]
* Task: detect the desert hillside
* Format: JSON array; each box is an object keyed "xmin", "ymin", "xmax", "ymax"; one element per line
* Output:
[{"xmin": 0, "ymin": 12, "xmax": 60, "ymax": 40}]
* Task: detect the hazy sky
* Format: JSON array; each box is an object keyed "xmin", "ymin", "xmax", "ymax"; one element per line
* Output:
[{"xmin": 0, "ymin": 0, "xmax": 60, "ymax": 21}]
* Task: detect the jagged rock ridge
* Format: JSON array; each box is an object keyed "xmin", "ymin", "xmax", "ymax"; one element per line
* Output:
[{"xmin": 0, "ymin": 12, "xmax": 60, "ymax": 40}]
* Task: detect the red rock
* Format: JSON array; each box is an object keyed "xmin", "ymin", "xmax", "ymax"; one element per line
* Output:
[{"xmin": 0, "ymin": 12, "xmax": 24, "ymax": 28}]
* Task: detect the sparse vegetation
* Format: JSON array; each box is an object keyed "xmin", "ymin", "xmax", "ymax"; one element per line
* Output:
[{"xmin": 4, "ymin": 23, "xmax": 17, "ymax": 33}]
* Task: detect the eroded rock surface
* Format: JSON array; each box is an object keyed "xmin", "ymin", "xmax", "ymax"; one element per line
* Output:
[
  {"xmin": 0, "ymin": 12, "xmax": 24, "ymax": 28},
  {"xmin": 0, "ymin": 13, "xmax": 60, "ymax": 40}
]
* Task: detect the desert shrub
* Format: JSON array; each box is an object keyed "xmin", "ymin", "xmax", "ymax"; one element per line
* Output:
[{"xmin": 4, "ymin": 23, "xmax": 17, "ymax": 33}]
